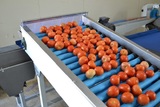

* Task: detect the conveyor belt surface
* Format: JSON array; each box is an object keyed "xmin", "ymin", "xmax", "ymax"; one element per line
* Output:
[{"xmin": 35, "ymin": 24, "xmax": 160, "ymax": 106}]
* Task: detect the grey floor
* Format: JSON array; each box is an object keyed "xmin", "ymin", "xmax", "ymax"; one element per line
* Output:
[{"xmin": 0, "ymin": 78, "xmax": 68, "ymax": 107}]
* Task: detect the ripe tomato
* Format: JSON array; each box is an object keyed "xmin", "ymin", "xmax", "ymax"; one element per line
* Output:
[
  {"xmin": 70, "ymin": 39, "xmax": 77, "ymax": 46},
  {"xmin": 109, "ymin": 54, "xmax": 117, "ymax": 60},
  {"xmin": 103, "ymin": 37, "xmax": 111, "ymax": 45},
  {"xmin": 61, "ymin": 33, "xmax": 69, "ymax": 38},
  {"xmin": 47, "ymin": 40, "xmax": 55, "ymax": 48},
  {"xmin": 90, "ymin": 39, "xmax": 97, "ymax": 44},
  {"xmin": 124, "ymin": 66, "xmax": 135, "ymax": 77},
  {"xmin": 88, "ymin": 61, "xmax": 96, "ymax": 68},
  {"xmin": 110, "ymin": 41, "xmax": 118, "ymax": 48},
  {"xmin": 107, "ymin": 86, "xmax": 119, "ymax": 97},
  {"xmin": 94, "ymin": 66, "xmax": 104, "ymax": 76},
  {"xmin": 87, "ymin": 43, "xmax": 94, "ymax": 49},
  {"xmin": 136, "ymin": 71, "xmax": 146, "ymax": 81},
  {"xmin": 81, "ymin": 45, "xmax": 89, "ymax": 53},
  {"xmin": 132, "ymin": 84, "xmax": 142, "ymax": 96},
  {"xmin": 64, "ymin": 40, "xmax": 70, "ymax": 48},
  {"xmin": 48, "ymin": 31, "xmax": 56, "ymax": 38},
  {"xmin": 121, "ymin": 62, "xmax": 131, "ymax": 71},
  {"xmin": 88, "ymin": 54, "xmax": 96, "ymax": 61},
  {"xmin": 77, "ymin": 42, "xmax": 85, "ymax": 48},
  {"xmin": 101, "ymin": 55, "xmax": 110, "ymax": 63},
  {"xmin": 78, "ymin": 56, "xmax": 88, "ymax": 65},
  {"xmin": 110, "ymin": 60, "xmax": 118, "ymax": 68},
  {"xmin": 40, "ymin": 26, "xmax": 47, "ymax": 33},
  {"xmin": 81, "ymin": 64, "xmax": 90, "ymax": 73},
  {"xmin": 72, "ymin": 21, "xmax": 78, "ymax": 27},
  {"xmin": 64, "ymin": 29, "xmax": 70, "ymax": 34},
  {"xmin": 90, "ymin": 29, "xmax": 97, "ymax": 34},
  {"xmin": 120, "ymin": 55, "xmax": 128, "ymax": 62},
  {"xmin": 126, "ymin": 77, "xmax": 139, "ymax": 87},
  {"xmin": 106, "ymin": 98, "xmax": 120, "ymax": 107},
  {"xmin": 55, "ymin": 41, "xmax": 64, "ymax": 50},
  {"xmin": 135, "ymin": 64, "xmax": 145, "ymax": 71},
  {"xmin": 54, "ymin": 35, "xmax": 63, "ymax": 42},
  {"xmin": 83, "ymin": 39, "xmax": 90, "ymax": 45},
  {"xmin": 67, "ymin": 45, "xmax": 74, "ymax": 52},
  {"xmin": 56, "ymin": 30, "xmax": 62, "ymax": 35},
  {"xmin": 96, "ymin": 45, "xmax": 105, "ymax": 52},
  {"xmin": 76, "ymin": 37, "xmax": 83, "ymax": 43},
  {"xmin": 42, "ymin": 36, "xmax": 50, "ymax": 44},
  {"xmin": 96, "ymin": 40, "xmax": 105, "ymax": 46},
  {"xmin": 102, "ymin": 62, "xmax": 112, "ymax": 71},
  {"xmin": 77, "ymin": 51, "xmax": 87, "ymax": 58},
  {"xmin": 71, "ymin": 34, "xmax": 77, "ymax": 39},
  {"xmin": 137, "ymin": 94, "xmax": 150, "ymax": 105},
  {"xmin": 119, "ymin": 83, "xmax": 131, "ymax": 93},
  {"xmin": 110, "ymin": 75, "xmax": 120, "ymax": 85},
  {"xmin": 104, "ymin": 45, "xmax": 110, "ymax": 51},
  {"xmin": 140, "ymin": 61, "xmax": 149, "ymax": 70},
  {"xmin": 73, "ymin": 48, "xmax": 81, "ymax": 55},
  {"xmin": 88, "ymin": 34, "xmax": 95, "ymax": 39},
  {"xmin": 120, "ymin": 49, "xmax": 128, "ymax": 56},
  {"xmin": 85, "ymin": 69, "xmax": 96, "ymax": 79},
  {"xmin": 112, "ymin": 46, "xmax": 118, "ymax": 54},
  {"xmin": 98, "ymin": 50, "xmax": 106, "ymax": 58},
  {"xmin": 146, "ymin": 70, "xmax": 154, "ymax": 77},
  {"xmin": 70, "ymin": 30, "xmax": 77, "ymax": 35},
  {"xmin": 145, "ymin": 90, "xmax": 156, "ymax": 101},
  {"xmin": 121, "ymin": 92, "xmax": 134, "ymax": 103},
  {"xmin": 89, "ymin": 48, "xmax": 97, "ymax": 54},
  {"xmin": 77, "ymin": 33, "xmax": 83, "ymax": 38},
  {"xmin": 106, "ymin": 49, "xmax": 113, "ymax": 55},
  {"xmin": 117, "ymin": 71, "xmax": 128, "ymax": 81}
]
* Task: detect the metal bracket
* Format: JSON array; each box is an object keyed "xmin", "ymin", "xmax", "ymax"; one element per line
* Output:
[{"xmin": 18, "ymin": 30, "xmax": 27, "ymax": 50}]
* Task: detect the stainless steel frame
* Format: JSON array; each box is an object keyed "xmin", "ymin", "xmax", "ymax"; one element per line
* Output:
[{"xmin": 20, "ymin": 12, "xmax": 160, "ymax": 107}]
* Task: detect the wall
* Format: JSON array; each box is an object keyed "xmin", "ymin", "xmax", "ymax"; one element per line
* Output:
[{"xmin": 0, "ymin": 0, "xmax": 159, "ymax": 47}]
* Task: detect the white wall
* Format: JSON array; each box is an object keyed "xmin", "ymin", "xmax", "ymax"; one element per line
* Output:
[{"xmin": 0, "ymin": 0, "xmax": 159, "ymax": 47}]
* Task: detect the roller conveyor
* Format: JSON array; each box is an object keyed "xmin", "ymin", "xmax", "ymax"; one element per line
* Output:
[{"xmin": 20, "ymin": 13, "xmax": 160, "ymax": 107}]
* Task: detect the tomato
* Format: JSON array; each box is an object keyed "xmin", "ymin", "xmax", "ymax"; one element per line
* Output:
[
  {"xmin": 145, "ymin": 90, "xmax": 156, "ymax": 101},
  {"xmin": 64, "ymin": 29, "xmax": 70, "ymax": 34},
  {"xmin": 81, "ymin": 45, "xmax": 89, "ymax": 53},
  {"xmin": 88, "ymin": 61, "xmax": 96, "ymax": 69},
  {"xmin": 96, "ymin": 45, "xmax": 105, "ymax": 52},
  {"xmin": 102, "ymin": 62, "xmax": 112, "ymax": 71},
  {"xmin": 54, "ymin": 25, "xmax": 62, "ymax": 31},
  {"xmin": 84, "ymin": 28, "xmax": 90, "ymax": 32},
  {"xmin": 77, "ymin": 51, "xmax": 87, "ymax": 58},
  {"xmin": 55, "ymin": 41, "xmax": 64, "ymax": 50},
  {"xmin": 46, "ymin": 29, "xmax": 53, "ymax": 34},
  {"xmin": 89, "ymin": 48, "xmax": 97, "ymax": 54},
  {"xmin": 88, "ymin": 54, "xmax": 96, "ymax": 61},
  {"xmin": 106, "ymin": 98, "xmax": 120, "ymax": 107},
  {"xmin": 120, "ymin": 49, "xmax": 128, "ymax": 56},
  {"xmin": 90, "ymin": 29, "xmax": 97, "ymax": 34},
  {"xmin": 71, "ymin": 34, "xmax": 77, "ymax": 39},
  {"xmin": 47, "ymin": 40, "xmax": 55, "ymax": 48},
  {"xmin": 96, "ymin": 40, "xmax": 105, "ymax": 46},
  {"xmin": 98, "ymin": 50, "xmax": 106, "ymax": 58},
  {"xmin": 90, "ymin": 39, "xmax": 97, "ymax": 44},
  {"xmin": 95, "ymin": 66, "xmax": 104, "ymax": 76},
  {"xmin": 106, "ymin": 49, "xmax": 113, "ymax": 55},
  {"xmin": 103, "ymin": 37, "xmax": 111, "ymax": 45},
  {"xmin": 112, "ymin": 46, "xmax": 118, "ymax": 54},
  {"xmin": 140, "ymin": 61, "xmax": 149, "ymax": 70},
  {"xmin": 72, "ymin": 21, "xmax": 78, "ymax": 27},
  {"xmin": 110, "ymin": 75, "xmax": 120, "ymax": 85},
  {"xmin": 110, "ymin": 41, "xmax": 118, "ymax": 48},
  {"xmin": 132, "ymin": 84, "xmax": 142, "ymax": 96},
  {"xmin": 117, "ymin": 72, "xmax": 128, "ymax": 81},
  {"xmin": 83, "ymin": 39, "xmax": 90, "ymax": 45},
  {"xmin": 76, "ymin": 37, "xmax": 83, "ymax": 43},
  {"xmin": 56, "ymin": 30, "xmax": 62, "ymax": 35},
  {"xmin": 40, "ymin": 26, "xmax": 47, "ymax": 33},
  {"xmin": 137, "ymin": 94, "xmax": 150, "ymax": 105},
  {"xmin": 67, "ymin": 45, "xmax": 74, "ymax": 52},
  {"xmin": 121, "ymin": 62, "xmax": 131, "ymax": 71},
  {"xmin": 104, "ymin": 45, "xmax": 110, "ymax": 51},
  {"xmin": 70, "ymin": 39, "xmax": 77, "ymax": 46},
  {"xmin": 95, "ymin": 36, "xmax": 102, "ymax": 41},
  {"xmin": 136, "ymin": 71, "xmax": 146, "ymax": 81},
  {"xmin": 110, "ymin": 60, "xmax": 118, "ymax": 68},
  {"xmin": 82, "ymin": 35, "xmax": 89, "ymax": 40},
  {"xmin": 107, "ymin": 86, "xmax": 119, "ymax": 97},
  {"xmin": 126, "ymin": 77, "xmax": 139, "ymax": 87},
  {"xmin": 73, "ymin": 48, "xmax": 81, "ymax": 55},
  {"xmin": 64, "ymin": 40, "xmax": 70, "ymax": 48},
  {"xmin": 101, "ymin": 55, "xmax": 110, "ymax": 63},
  {"xmin": 81, "ymin": 64, "xmax": 90, "ymax": 73},
  {"xmin": 88, "ymin": 34, "xmax": 95, "ymax": 39},
  {"xmin": 109, "ymin": 54, "xmax": 117, "ymax": 60},
  {"xmin": 85, "ymin": 69, "xmax": 96, "ymax": 79},
  {"xmin": 77, "ymin": 42, "xmax": 85, "ymax": 48},
  {"xmin": 70, "ymin": 30, "xmax": 77, "ymax": 35},
  {"xmin": 120, "ymin": 55, "xmax": 128, "ymax": 62},
  {"xmin": 121, "ymin": 92, "xmax": 134, "ymax": 103},
  {"xmin": 146, "ymin": 70, "xmax": 154, "ymax": 77},
  {"xmin": 124, "ymin": 66, "xmax": 135, "ymax": 77},
  {"xmin": 48, "ymin": 31, "xmax": 56, "ymax": 38},
  {"xmin": 42, "ymin": 36, "xmax": 50, "ymax": 44},
  {"xmin": 61, "ymin": 33, "xmax": 69, "ymax": 38},
  {"xmin": 78, "ymin": 56, "xmax": 88, "ymax": 65},
  {"xmin": 119, "ymin": 83, "xmax": 131, "ymax": 93},
  {"xmin": 48, "ymin": 26, "xmax": 54, "ymax": 30},
  {"xmin": 54, "ymin": 35, "xmax": 63, "ymax": 42},
  {"xmin": 77, "ymin": 33, "xmax": 83, "ymax": 38},
  {"xmin": 87, "ymin": 43, "xmax": 94, "ymax": 49},
  {"xmin": 135, "ymin": 64, "xmax": 145, "ymax": 71}
]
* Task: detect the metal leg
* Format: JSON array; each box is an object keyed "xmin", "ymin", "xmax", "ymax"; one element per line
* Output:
[{"xmin": 16, "ymin": 92, "xmax": 27, "ymax": 107}]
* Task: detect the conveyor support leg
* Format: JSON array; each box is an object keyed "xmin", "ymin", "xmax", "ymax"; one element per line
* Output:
[{"xmin": 16, "ymin": 92, "xmax": 27, "ymax": 107}]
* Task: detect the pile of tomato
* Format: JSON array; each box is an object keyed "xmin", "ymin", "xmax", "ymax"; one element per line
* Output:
[{"xmin": 40, "ymin": 21, "xmax": 157, "ymax": 107}]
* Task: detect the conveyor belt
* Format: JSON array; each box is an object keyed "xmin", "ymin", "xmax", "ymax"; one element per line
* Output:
[{"xmin": 35, "ymin": 24, "xmax": 160, "ymax": 106}]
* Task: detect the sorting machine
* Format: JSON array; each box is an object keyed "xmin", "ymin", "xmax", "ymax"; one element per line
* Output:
[{"xmin": 20, "ymin": 12, "xmax": 160, "ymax": 107}]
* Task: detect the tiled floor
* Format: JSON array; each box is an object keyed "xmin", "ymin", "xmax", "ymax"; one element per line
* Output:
[{"xmin": 0, "ymin": 78, "xmax": 68, "ymax": 107}]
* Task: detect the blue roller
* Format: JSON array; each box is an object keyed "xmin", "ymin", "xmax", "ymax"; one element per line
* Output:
[
  {"xmin": 72, "ymin": 67, "xmax": 82, "ymax": 75},
  {"xmin": 58, "ymin": 53, "xmax": 74, "ymax": 60},
  {"xmin": 67, "ymin": 62, "xmax": 80, "ymax": 70},
  {"xmin": 36, "ymin": 33, "xmax": 47, "ymax": 37},
  {"xmin": 54, "ymin": 49, "xmax": 67, "ymax": 56},
  {"xmin": 62, "ymin": 56, "xmax": 78, "ymax": 65},
  {"xmin": 78, "ymin": 74, "xmax": 87, "ymax": 81}
]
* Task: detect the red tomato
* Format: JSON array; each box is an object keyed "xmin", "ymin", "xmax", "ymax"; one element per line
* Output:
[
  {"xmin": 54, "ymin": 35, "xmax": 63, "ymax": 42},
  {"xmin": 56, "ymin": 30, "xmax": 62, "ymax": 35},
  {"xmin": 47, "ymin": 40, "xmax": 55, "ymax": 48},
  {"xmin": 77, "ymin": 33, "xmax": 83, "ymax": 38},
  {"xmin": 90, "ymin": 29, "xmax": 97, "ymax": 34},
  {"xmin": 71, "ymin": 34, "xmax": 77, "ymax": 39},
  {"xmin": 110, "ymin": 60, "xmax": 118, "ymax": 68},
  {"xmin": 103, "ymin": 37, "xmax": 111, "ymax": 45},
  {"xmin": 77, "ymin": 51, "xmax": 87, "ymax": 58},
  {"xmin": 106, "ymin": 98, "xmax": 120, "ymax": 107},
  {"xmin": 102, "ymin": 62, "xmax": 112, "ymax": 71},
  {"xmin": 109, "ymin": 54, "xmax": 117, "ymax": 60},
  {"xmin": 121, "ymin": 62, "xmax": 131, "ymax": 71},
  {"xmin": 119, "ymin": 83, "xmax": 131, "ymax": 93},
  {"xmin": 120, "ymin": 55, "xmax": 128, "ymax": 62},
  {"xmin": 120, "ymin": 49, "xmax": 128, "ymax": 56},
  {"xmin": 98, "ymin": 50, "xmax": 106, "ymax": 58},
  {"xmin": 40, "ymin": 26, "xmax": 47, "ymax": 33},
  {"xmin": 106, "ymin": 49, "xmax": 113, "ymax": 55},
  {"xmin": 77, "ymin": 42, "xmax": 85, "ymax": 48},
  {"xmin": 78, "ymin": 56, "xmax": 88, "ymax": 65},
  {"xmin": 137, "ymin": 94, "xmax": 150, "ymax": 105},
  {"xmin": 73, "ymin": 48, "xmax": 81, "ymax": 55},
  {"xmin": 85, "ymin": 69, "xmax": 96, "ymax": 79},
  {"xmin": 72, "ymin": 21, "xmax": 78, "ymax": 27},
  {"xmin": 67, "ymin": 45, "xmax": 74, "ymax": 52},
  {"xmin": 55, "ymin": 41, "xmax": 64, "ymax": 50},
  {"xmin": 132, "ymin": 84, "xmax": 142, "ymax": 96},
  {"xmin": 83, "ymin": 39, "xmax": 90, "ymax": 45},
  {"xmin": 87, "ymin": 43, "xmax": 94, "ymax": 49},
  {"xmin": 104, "ymin": 45, "xmax": 110, "ymax": 51},
  {"xmin": 146, "ymin": 70, "xmax": 154, "ymax": 77},
  {"xmin": 76, "ymin": 37, "xmax": 83, "ymax": 43},
  {"xmin": 42, "ymin": 36, "xmax": 50, "ymax": 44},
  {"xmin": 61, "ymin": 33, "xmax": 69, "ymax": 38},
  {"xmin": 110, "ymin": 75, "xmax": 120, "ymax": 85},
  {"xmin": 64, "ymin": 29, "xmax": 70, "ymax": 34},
  {"xmin": 117, "ymin": 72, "xmax": 128, "ymax": 81},
  {"xmin": 124, "ymin": 66, "xmax": 136, "ymax": 77},
  {"xmin": 48, "ymin": 31, "xmax": 56, "ymax": 38},
  {"xmin": 70, "ymin": 30, "xmax": 77, "ymax": 35},
  {"xmin": 126, "ymin": 77, "xmax": 139, "ymax": 87},
  {"xmin": 64, "ymin": 40, "xmax": 70, "ymax": 48},
  {"xmin": 90, "ymin": 39, "xmax": 97, "ymax": 44},
  {"xmin": 112, "ymin": 46, "xmax": 118, "ymax": 54},
  {"xmin": 110, "ymin": 41, "xmax": 118, "ymax": 48},
  {"xmin": 88, "ymin": 54, "xmax": 96, "ymax": 61},
  {"xmin": 70, "ymin": 39, "xmax": 77, "ymax": 46},
  {"xmin": 107, "ymin": 86, "xmax": 119, "ymax": 97},
  {"xmin": 81, "ymin": 45, "xmax": 89, "ymax": 53},
  {"xmin": 140, "ymin": 61, "xmax": 149, "ymax": 70},
  {"xmin": 81, "ymin": 64, "xmax": 90, "ymax": 73},
  {"xmin": 136, "ymin": 71, "xmax": 146, "ymax": 81},
  {"xmin": 88, "ymin": 61, "xmax": 96, "ymax": 69},
  {"xmin": 145, "ymin": 90, "xmax": 156, "ymax": 101},
  {"xmin": 89, "ymin": 48, "xmax": 97, "ymax": 54},
  {"xmin": 94, "ymin": 66, "xmax": 104, "ymax": 76},
  {"xmin": 96, "ymin": 40, "xmax": 106, "ymax": 46},
  {"xmin": 135, "ymin": 64, "xmax": 145, "ymax": 71},
  {"xmin": 96, "ymin": 45, "xmax": 105, "ymax": 52},
  {"xmin": 88, "ymin": 34, "xmax": 95, "ymax": 39},
  {"xmin": 121, "ymin": 92, "xmax": 134, "ymax": 103},
  {"xmin": 101, "ymin": 55, "xmax": 110, "ymax": 63}
]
